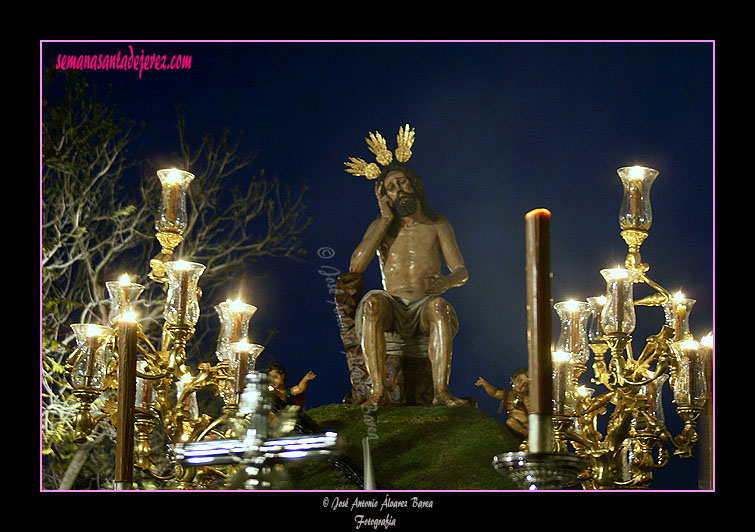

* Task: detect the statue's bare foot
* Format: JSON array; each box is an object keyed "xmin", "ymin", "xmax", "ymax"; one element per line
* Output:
[{"xmin": 432, "ymin": 391, "xmax": 469, "ymax": 407}]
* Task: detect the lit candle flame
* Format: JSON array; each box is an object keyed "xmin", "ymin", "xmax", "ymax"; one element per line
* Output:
[
  {"xmin": 563, "ymin": 300, "xmax": 581, "ymax": 312},
  {"xmin": 173, "ymin": 260, "xmax": 191, "ymax": 270},
  {"xmin": 120, "ymin": 311, "xmax": 137, "ymax": 323},
  {"xmin": 232, "ymin": 339, "xmax": 252, "ymax": 353},
  {"xmin": 673, "ymin": 291, "xmax": 686, "ymax": 302},
  {"xmin": 85, "ymin": 324, "xmax": 104, "ymax": 337},
  {"xmin": 701, "ymin": 333, "xmax": 713, "ymax": 348},
  {"xmin": 552, "ymin": 350, "xmax": 571, "ymax": 363},
  {"xmin": 229, "ymin": 298, "xmax": 246, "ymax": 311},
  {"xmin": 119, "ymin": 273, "xmax": 131, "ymax": 286},
  {"xmin": 606, "ymin": 267, "xmax": 629, "ymax": 279},
  {"xmin": 629, "ymin": 166, "xmax": 646, "ymax": 180},
  {"xmin": 165, "ymin": 168, "xmax": 183, "ymax": 184},
  {"xmin": 680, "ymin": 339, "xmax": 699, "ymax": 351}
]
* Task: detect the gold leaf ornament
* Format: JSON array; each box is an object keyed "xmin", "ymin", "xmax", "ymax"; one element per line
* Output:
[
  {"xmin": 344, "ymin": 157, "xmax": 381, "ymax": 180},
  {"xmin": 366, "ymin": 132, "xmax": 394, "ymax": 166},
  {"xmin": 395, "ymin": 123, "xmax": 415, "ymax": 163},
  {"xmin": 344, "ymin": 123, "xmax": 416, "ymax": 180}
]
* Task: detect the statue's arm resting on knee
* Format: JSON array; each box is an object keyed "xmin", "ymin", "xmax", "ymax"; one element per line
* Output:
[{"xmin": 425, "ymin": 218, "xmax": 469, "ymax": 296}]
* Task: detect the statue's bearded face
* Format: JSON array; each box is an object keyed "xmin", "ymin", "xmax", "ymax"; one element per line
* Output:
[
  {"xmin": 383, "ymin": 170, "xmax": 419, "ymax": 217},
  {"xmin": 395, "ymin": 193, "xmax": 418, "ymax": 217}
]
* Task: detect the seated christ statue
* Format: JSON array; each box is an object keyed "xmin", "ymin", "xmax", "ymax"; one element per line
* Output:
[{"xmin": 345, "ymin": 125, "xmax": 469, "ymax": 407}]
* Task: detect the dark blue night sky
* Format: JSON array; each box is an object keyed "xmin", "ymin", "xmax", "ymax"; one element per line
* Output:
[{"xmin": 41, "ymin": 40, "xmax": 714, "ymax": 491}]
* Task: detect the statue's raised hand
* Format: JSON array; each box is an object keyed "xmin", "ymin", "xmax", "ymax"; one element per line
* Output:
[{"xmin": 375, "ymin": 180, "xmax": 394, "ymax": 220}]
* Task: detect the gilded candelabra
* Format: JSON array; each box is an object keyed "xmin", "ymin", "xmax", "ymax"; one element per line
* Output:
[
  {"xmin": 556, "ymin": 166, "xmax": 711, "ymax": 489},
  {"xmin": 497, "ymin": 166, "xmax": 712, "ymax": 490},
  {"xmin": 63, "ymin": 168, "xmax": 312, "ymax": 490}
]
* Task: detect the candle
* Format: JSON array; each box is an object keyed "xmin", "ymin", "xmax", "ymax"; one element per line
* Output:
[
  {"xmin": 135, "ymin": 360, "xmax": 153, "ymax": 408},
  {"xmin": 162, "ymin": 169, "xmax": 181, "ymax": 224},
  {"xmin": 229, "ymin": 339, "xmax": 256, "ymax": 400},
  {"xmin": 237, "ymin": 352, "xmax": 248, "ymax": 393},
  {"xmin": 118, "ymin": 273, "xmax": 130, "ymax": 310},
  {"xmin": 229, "ymin": 298, "xmax": 245, "ymax": 342},
  {"xmin": 115, "ymin": 312, "xmax": 138, "ymax": 489},
  {"xmin": 700, "ymin": 333, "xmax": 713, "ymax": 405},
  {"xmin": 671, "ymin": 292, "xmax": 687, "ymax": 341},
  {"xmin": 563, "ymin": 300, "xmax": 580, "ymax": 352},
  {"xmin": 234, "ymin": 343, "xmax": 250, "ymax": 396},
  {"xmin": 629, "ymin": 181, "xmax": 643, "ymax": 222},
  {"xmin": 681, "ymin": 339, "xmax": 701, "ymax": 406},
  {"xmin": 675, "ymin": 303, "xmax": 687, "ymax": 341},
  {"xmin": 84, "ymin": 325, "xmax": 101, "ymax": 379},
  {"xmin": 525, "ymin": 208, "xmax": 553, "ymax": 453},
  {"xmin": 552, "ymin": 350, "xmax": 570, "ymax": 415},
  {"xmin": 175, "ymin": 262, "xmax": 190, "ymax": 324},
  {"xmin": 615, "ymin": 273, "xmax": 625, "ymax": 332},
  {"xmin": 606, "ymin": 267, "xmax": 628, "ymax": 332},
  {"xmin": 628, "ymin": 166, "xmax": 645, "ymax": 223},
  {"xmin": 594, "ymin": 296, "xmax": 606, "ymax": 337}
]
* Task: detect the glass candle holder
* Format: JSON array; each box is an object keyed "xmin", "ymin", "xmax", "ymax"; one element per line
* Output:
[
  {"xmin": 106, "ymin": 273, "xmax": 145, "ymax": 324},
  {"xmin": 164, "ymin": 260, "xmax": 206, "ymax": 327},
  {"xmin": 619, "ymin": 438, "xmax": 638, "ymax": 483},
  {"xmin": 587, "ymin": 296, "xmax": 607, "ymax": 344},
  {"xmin": 662, "ymin": 292, "xmax": 696, "ymax": 342},
  {"xmin": 215, "ymin": 299, "xmax": 258, "ymax": 362},
  {"xmin": 640, "ymin": 372, "xmax": 669, "ymax": 424},
  {"xmin": 156, "ymin": 168, "xmax": 194, "ymax": 233},
  {"xmin": 554, "ymin": 300, "xmax": 591, "ymax": 364},
  {"xmin": 236, "ymin": 340, "xmax": 265, "ymax": 372},
  {"xmin": 223, "ymin": 340, "xmax": 265, "ymax": 404},
  {"xmin": 70, "ymin": 323, "xmax": 112, "ymax": 390},
  {"xmin": 672, "ymin": 340, "xmax": 710, "ymax": 408},
  {"xmin": 600, "ymin": 267, "xmax": 641, "ymax": 335},
  {"xmin": 552, "ymin": 350, "xmax": 576, "ymax": 416},
  {"xmin": 617, "ymin": 166, "xmax": 659, "ymax": 231}
]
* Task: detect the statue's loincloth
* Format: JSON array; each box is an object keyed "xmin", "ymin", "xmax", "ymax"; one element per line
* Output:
[{"xmin": 354, "ymin": 289, "xmax": 459, "ymax": 358}]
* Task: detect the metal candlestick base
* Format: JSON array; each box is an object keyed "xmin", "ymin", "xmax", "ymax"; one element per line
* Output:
[
  {"xmin": 494, "ymin": 452, "xmax": 585, "ymax": 490},
  {"xmin": 173, "ymin": 371, "xmax": 338, "ymax": 490}
]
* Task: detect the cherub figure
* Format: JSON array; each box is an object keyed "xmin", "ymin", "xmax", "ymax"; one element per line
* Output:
[
  {"xmin": 475, "ymin": 368, "xmax": 530, "ymax": 438},
  {"xmin": 266, "ymin": 363, "xmax": 316, "ymax": 411}
]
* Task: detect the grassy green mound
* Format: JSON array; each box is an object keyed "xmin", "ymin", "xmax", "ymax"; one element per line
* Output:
[{"xmin": 284, "ymin": 404, "xmax": 521, "ymax": 490}]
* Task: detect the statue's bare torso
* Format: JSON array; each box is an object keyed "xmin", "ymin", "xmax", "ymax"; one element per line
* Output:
[{"xmin": 379, "ymin": 217, "xmax": 446, "ymax": 300}]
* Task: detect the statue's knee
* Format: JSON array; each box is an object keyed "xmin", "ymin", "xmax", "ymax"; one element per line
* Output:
[
  {"xmin": 429, "ymin": 298, "xmax": 452, "ymax": 318},
  {"xmin": 421, "ymin": 298, "xmax": 455, "ymax": 334},
  {"xmin": 362, "ymin": 295, "xmax": 388, "ymax": 319}
]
